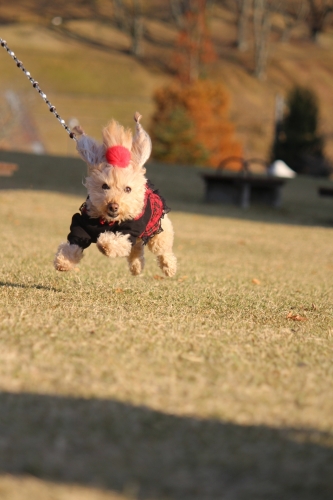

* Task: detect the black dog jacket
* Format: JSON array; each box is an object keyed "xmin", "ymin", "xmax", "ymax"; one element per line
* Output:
[{"xmin": 67, "ymin": 181, "xmax": 169, "ymax": 249}]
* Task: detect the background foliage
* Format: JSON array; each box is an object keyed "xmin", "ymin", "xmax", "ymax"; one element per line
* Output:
[
  {"xmin": 150, "ymin": 81, "xmax": 243, "ymax": 168},
  {"xmin": 1, "ymin": 1, "xmax": 333, "ymax": 165},
  {"xmin": 272, "ymin": 85, "xmax": 331, "ymax": 175}
]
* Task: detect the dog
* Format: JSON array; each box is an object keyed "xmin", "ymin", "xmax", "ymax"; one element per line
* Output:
[{"xmin": 54, "ymin": 112, "xmax": 177, "ymax": 277}]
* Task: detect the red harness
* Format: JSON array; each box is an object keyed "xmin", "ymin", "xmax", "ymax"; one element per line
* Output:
[
  {"xmin": 138, "ymin": 188, "xmax": 164, "ymax": 240},
  {"xmin": 83, "ymin": 186, "xmax": 165, "ymax": 240}
]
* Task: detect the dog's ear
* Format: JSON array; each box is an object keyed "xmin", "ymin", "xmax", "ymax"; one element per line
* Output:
[
  {"xmin": 75, "ymin": 130, "xmax": 105, "ymax": 172},
  {"xmin": 131, "ymin": 112, "xmax": 152, "ymax": 170}
]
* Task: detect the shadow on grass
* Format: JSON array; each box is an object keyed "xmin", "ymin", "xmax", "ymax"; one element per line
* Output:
[
  {"xmin": 0, "ymin": 391, "xmax": 332, "ymax": 499},
  {"xmin": 0, "ymin": 281, "xmax": 58, "ymax": 292},
  {"xmin": 51, "ymin": 24, "xmax": 131, "ymax": 57},
  {"xmin": 1, "ymin": 151, "xmax": 333, "ymax": 227}
]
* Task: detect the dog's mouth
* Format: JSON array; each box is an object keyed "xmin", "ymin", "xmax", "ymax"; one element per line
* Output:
[
  {"xmin": 107, "ymin": 211, "xmax": 119, "ymax": 219},
  {"xmin": 106, "ymin": 203, "xmax": 120, "ymax": 219}
]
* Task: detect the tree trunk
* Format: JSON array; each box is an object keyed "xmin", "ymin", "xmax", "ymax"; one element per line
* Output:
[
  {"xmin": 307, "ymin": 0, "xmax": 333, "ymax": 42},
  {"xmin": 237, "ymin": 0, "xmax": 252, "ymax": 51},
  {"xmin": 112, "ymin": 0, "xmax": 144, "ymax": 57},
  {"xmin": 130, "ymin": 0, "xmax": 144, "ymax": 57},
  {"xmin": 280, "ymin": 0, "xmax": 307, "ymax": 42},
  {"xmin": 253, "ymin": 0, "xmax": 271, "ymax": 80},
  {"xmin": 170, "ymin": 0, "xmax": 185, "ymax": 27},
  {"xmin": 112, "ymin": 0, "xmax": 126, "ymax": 30}
]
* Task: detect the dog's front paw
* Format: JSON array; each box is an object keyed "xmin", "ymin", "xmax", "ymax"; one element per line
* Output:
[
  {"xmin": 54, "ymin": 242, "xmax": 83, "ymax": 271},
  {"xmin": 97, "ymin": 232, "xmax": 132, "ymax": 258},
  {"xmin": 157, "ymin": 253, "xmax": 177, "ymax": 277}
]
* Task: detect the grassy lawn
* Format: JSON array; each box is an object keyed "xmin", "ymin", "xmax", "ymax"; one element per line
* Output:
[{"xmin": 0, "ymin": 153, "xmax": 333, "ymax": 499}]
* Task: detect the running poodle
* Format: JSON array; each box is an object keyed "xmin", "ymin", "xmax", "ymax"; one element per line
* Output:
[{"xmin": 54, "ymin": 112, "xmax": 177, "ymax": 277}]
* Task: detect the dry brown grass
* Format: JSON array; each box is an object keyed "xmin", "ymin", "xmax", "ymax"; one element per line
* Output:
[
  {"xmin": 1, "ymin": 5, "xmax": 333, "ymax": 164},
  {"xmin": 0, "ymin": 153, "xmax": 333, "ymax": 498}
]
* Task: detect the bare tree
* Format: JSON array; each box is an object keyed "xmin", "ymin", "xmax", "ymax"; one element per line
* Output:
[
  {"xmin": 306, "ymin": 0, "xmax": 333, "ymax": 41},
  {"xmin": 112, "ymin": 0, "xmax": 144, "ymax": 56},
  {"xmin": 170, "ymin": 0, "xmax": 215, "ymax": 27},
  {"xmin": 112, "ymin": 0, "xmax": 127, "ymax": 30},
  {"xmin": 253, "ymin": 0, "xmax": 272, "ymax": 79},
  {"xmin": 172, "ymin": 0, "xmax": 216, "ymax": 83},
  {"xmin": 237, "ymin": 0, "xmax": 253, "ymax": 51},
  {"xmin": 279, "ymin": 0, "xmax": 308, "ymax": 42},
  {"xmin": 170, "ymin": 0, "xmax": 191, "ymax": 27},
  {"xmin": 130, "ymin": 0, "xmax": 144, "ymax": 56}
]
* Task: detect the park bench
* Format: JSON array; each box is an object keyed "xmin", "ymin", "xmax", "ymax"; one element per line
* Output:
[
  {"xmin": 0, "ymin": 162, "xmax": 18, "ymax": 177},
  {"xmin": 201, "ymin": 157, "xmax": 288, "ymax": 209}
]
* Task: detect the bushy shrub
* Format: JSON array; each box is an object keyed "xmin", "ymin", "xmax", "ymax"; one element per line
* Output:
[{"xmin": 150, "ymin": 80, "xmax": 243, "ymax": 169}]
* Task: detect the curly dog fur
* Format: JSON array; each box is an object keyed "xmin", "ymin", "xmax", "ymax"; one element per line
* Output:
[{"xmin": 54, "ymin": 113, "xmax": 177, "ymax": 277}]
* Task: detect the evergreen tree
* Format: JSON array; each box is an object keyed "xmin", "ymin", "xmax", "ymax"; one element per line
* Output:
[
  {"xmin": 151, "ymin": 105, "xmax": 209, "ymax": 165},
  {"xmin": 272, "ymin": 86, "xmax": 330, "ymax": 176}
]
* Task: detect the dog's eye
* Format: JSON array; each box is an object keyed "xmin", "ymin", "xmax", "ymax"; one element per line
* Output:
[
  {"xmin": 102, "ymin": 183, "xmax": 110, "ymax": 190},
  {"xmin": 124, "ymin": 186, "xmax": 132, "ymax": 193}
]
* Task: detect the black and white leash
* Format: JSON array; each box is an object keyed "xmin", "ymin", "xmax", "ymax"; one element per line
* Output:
[{"xmin": 0, "ymin": 38, "xmax": 77, "ymax": 142}]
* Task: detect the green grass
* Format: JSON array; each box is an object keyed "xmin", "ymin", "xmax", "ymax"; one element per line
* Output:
[{"xmin": 0, "ymin": 154, "xmax": 333, "ymax": 499}]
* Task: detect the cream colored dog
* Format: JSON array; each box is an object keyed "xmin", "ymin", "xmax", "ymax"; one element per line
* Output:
[{"xmin": 54, "ymin": 113, "xmax": 177, "ymax": 277}]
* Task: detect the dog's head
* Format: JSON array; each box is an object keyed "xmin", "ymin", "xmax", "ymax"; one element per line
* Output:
[{"xmin": 78, "ymin": 113, "xmax": 152, "ymax": 223}]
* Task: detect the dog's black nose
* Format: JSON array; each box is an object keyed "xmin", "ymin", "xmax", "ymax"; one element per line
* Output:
[{"xmin": 108, "ymin": 202, "xmax": 119, "ymax": 212}]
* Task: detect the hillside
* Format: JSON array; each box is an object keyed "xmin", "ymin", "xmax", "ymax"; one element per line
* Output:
[{"xmin": 1, "ymin": 2, "xmax": 333, "ymax": 167}]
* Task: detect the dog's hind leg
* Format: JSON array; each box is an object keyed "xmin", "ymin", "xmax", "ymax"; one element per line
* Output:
[
  {"xmin": 127, "ymin": 239, "xmax": 145, "ymax": 275},
  {"xmin": 147, "ymin": 215, "xmax": 177, "ymax": 277}
]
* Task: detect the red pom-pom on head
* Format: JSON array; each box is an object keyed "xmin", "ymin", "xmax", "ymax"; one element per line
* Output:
[{"xmin": 105, "ymin": 145, "xmax": 131, "ymax": 168}]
